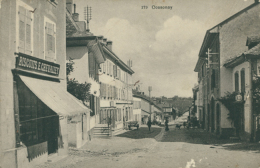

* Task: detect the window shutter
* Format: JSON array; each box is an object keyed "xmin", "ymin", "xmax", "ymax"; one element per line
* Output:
[
  {"xmin": 52, "ymin": 24, "xmax": 56, "ymax": 60},
  {"xmin": 103, "ymin": 62, "xmax": 106, "ymax": 74},
  {"xmin": 104, "ymin": 84, "xmax": 107, "ymax": 98},
  {"xmin": 110, "ymin": 63, "xmax": 113, "ymax": 76},
  {"xmin": 45, "ymin": 22, "xmax": 55, "ymax": 62},
  {"xmin": 19, "ymin": 6, "xmax": 26, "ymax": 53},
  {"xmin": 88, "ymin": 53, "xmax": 95, "ymax": 78},
  {"xmin": 113, "ymin": 65, "xmax": 117, "ymax": 78},
  {"xmin": 107, "ymin": 61, "xmax": 109, "ymax": 75},
  {"xmin": 25, "ymin": 10, "xmax": 32, "ymax": 55}
]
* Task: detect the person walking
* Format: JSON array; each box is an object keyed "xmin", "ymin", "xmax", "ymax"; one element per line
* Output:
[
  {"xmin": 147, "ymin": 119, "xmax": 152, "ymax": 131},
  {"xmin": 165, "ymin": 118, "xmax": 169, "ymax": 131}
]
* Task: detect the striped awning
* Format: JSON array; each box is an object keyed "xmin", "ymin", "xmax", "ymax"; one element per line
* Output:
[
  {"xmin": 19, "ymin": 75, "xmax": 90, "ymax": 117},
  {"xmin": 87, "ymin": 40, "xmax": 105, "ymax": 64}
]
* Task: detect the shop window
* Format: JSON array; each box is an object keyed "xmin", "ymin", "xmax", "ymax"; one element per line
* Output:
[
  {"xmin": 235, "ymin": 72, "xmax": 239, "ymax": 92},
  {"xmin": 44, "ymin": 18, "xmax": 56, "ymax": 62},
  {"xmin": 18, "ymin": 4, "xmax": 33, "ymax": 55}
]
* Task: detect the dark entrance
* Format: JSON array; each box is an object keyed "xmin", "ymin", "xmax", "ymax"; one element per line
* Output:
[
  {"xmin": 216, "ymin": 103, "xmax": 220, "ymax": 135},
  {"xmin": 16, "ymin": 76, "xmax": 59, "ymax": 156},
  {"xmin": 46, "ymin": 115, "xmax": 59, "ymax": 154},
  {"xmin": 207, "ymin": 104, "xmax": 210, "ymax": 131},
  {"xmin": 210, "ymin": 98, "xmax": 215, "ymax": 132}
]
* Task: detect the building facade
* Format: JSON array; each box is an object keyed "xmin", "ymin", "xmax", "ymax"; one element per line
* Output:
[
  {"xmin": 194, "ymin": 1, "xmax": 260, "ymax": 139},
  {"xmin": 99, "ymin": 37, "xmax": 135, "ymax": 132},
  {"xmin": 0, "ymin": 0, "xmax": 91, "ymax": 167},
  {"xmin": 224, "ymin": 38, "xmax": 260, "ymax": 141}
]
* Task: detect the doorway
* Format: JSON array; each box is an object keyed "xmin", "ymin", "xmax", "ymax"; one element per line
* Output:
[{"xmin": 210, "ymin": 98, "xmax": 215, "ymax": 132}]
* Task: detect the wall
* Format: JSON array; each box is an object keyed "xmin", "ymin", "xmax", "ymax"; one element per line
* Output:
[
  {"xmin": 0, "ymin": 0, "xmax": 67, "ymax": 167},
  {"xmin": 219, "ymin": 3, "xmax": 260, "ymax": 128},
  {"xmin": 0, "ymin": 0, "xmax": 17, "ymax": 167},
  {"xmin": 232, "ymin": 61, "xmax": 252, "ymax": 133}
]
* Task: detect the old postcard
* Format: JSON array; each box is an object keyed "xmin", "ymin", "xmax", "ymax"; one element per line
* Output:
[{"xmin": 0, "ymin": 0, "xmax": 260, "ymax": 167}]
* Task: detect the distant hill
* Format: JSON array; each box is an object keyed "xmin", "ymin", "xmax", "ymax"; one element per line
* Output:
[{"xmin": 153, "ymin": 96, "xmax": 193, "ymax": 116}]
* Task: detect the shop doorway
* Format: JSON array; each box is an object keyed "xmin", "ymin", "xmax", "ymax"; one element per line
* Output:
[{"xmin": 17, "ymin": 77, "xmax": 59, "ymax": 156}]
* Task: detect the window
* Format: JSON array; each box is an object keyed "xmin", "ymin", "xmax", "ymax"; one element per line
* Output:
[
  {"xmin": 235, "ymin": 72, "xmax": 239, "ymax": 92},
  {"xmin": 44, "ymin": 18, "xmax": 56, "ymax": 62},
  {"xmin": 113, "ymin": 65, "xmax": 117, "ymax": 78},
  {"xmin": 241, "ymin": 69, "xmax": 245, "ymax": 93},
  {"xmin": 103, "ymin": 62, "xmax": 106, "ymax": 74},
  {"xmin": 17, "ymin": 3, "xmax": 33, "ymax": 55},
  {"xmin": 211, "ymin": 69, "xmax": 216, "ymax": 89}
]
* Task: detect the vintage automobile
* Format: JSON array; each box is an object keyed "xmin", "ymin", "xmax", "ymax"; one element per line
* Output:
[{"xmin": 127, "ymin": 121, "xmax": 139, "ymax": 130}]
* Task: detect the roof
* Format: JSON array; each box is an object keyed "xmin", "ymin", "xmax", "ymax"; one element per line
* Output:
[
  {"xmin": 102, "ymin": 45, "xmax": 135, "ymax": 75},
  {"xmin": 244, "ymin": 42, "xmax": 260, "ymax": 56},
  {"xmin": 67, "ymin": 37, "xmax": 106, "ymax": 64},
  {"xmin": 246, "ymin": 36, "xmax": 260, "ymax": 46},
  {"xmin": 66, "ymin": 10, "xmax": 80, "ymax": 37},
  {"xmin": 224, "ymin": 43, "xmax": 260, "ymax": 68},
  {"xmin": 133, "ymin": 93, "xmax": 163, "ymax": 111},
  {"xmin": 196, "ymin": 2, "xmax": 260, "ymax": 70}
]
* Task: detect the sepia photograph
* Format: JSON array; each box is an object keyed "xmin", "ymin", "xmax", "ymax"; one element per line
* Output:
[{"xmin": 0, "ymin": 0, "xmax": 260, "ymax": 167}]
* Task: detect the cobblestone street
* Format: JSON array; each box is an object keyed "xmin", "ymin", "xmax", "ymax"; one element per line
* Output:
[{"xmin": 36, "ymin": 125, "xmax": 260, "ymax": 168}]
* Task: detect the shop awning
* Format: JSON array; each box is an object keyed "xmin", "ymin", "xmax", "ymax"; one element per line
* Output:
[{"xmin": 19, "ymin": 75, "xmax": 90, "ymax": 117}]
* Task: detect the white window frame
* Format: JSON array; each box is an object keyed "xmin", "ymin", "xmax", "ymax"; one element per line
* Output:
[
  {"xmin": 44, "ymin": 16, "xmax": 56, "ymax": 62},
  {"xmin": 16, "ymin": 0, "xmax": 34, "ymax": 55}
]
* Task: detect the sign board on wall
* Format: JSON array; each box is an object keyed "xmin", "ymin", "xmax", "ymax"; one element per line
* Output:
[
  {"xmin": 235, "ymin": 94, "xmax": 243, "ymax": 102},
  {"xmin": 16, "ymin": 53, "xmax": 60, "ymax": 76}
]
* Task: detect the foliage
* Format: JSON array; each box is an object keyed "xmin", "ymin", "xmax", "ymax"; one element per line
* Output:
[
  {"xmin": 66, "ymin": 59, "xmax": 91, "ymax": 105},
  {"xmin": 218, "ymin": 91, "xmax": 244, "ymax": 127},
  {"xmin": 67, "ymin": 79, "xmax": 91, "ymax": 105},
  {"xmin": 66, "ymin": 58, "xmax": 74, "ymax": 77},
  {"xmin": 252, "ymin": 75, "xmax": 260, "ymax": 115}
]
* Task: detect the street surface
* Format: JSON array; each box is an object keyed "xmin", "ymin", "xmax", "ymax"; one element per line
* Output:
[{"xmin": 36, "ymin": 125, "xmax": 260, "ymax": 168}]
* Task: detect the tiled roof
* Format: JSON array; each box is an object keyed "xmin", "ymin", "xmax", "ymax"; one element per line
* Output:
[
  {"xmin": 244, "ymin": 43, "xmax": 260, "ymax": 55},
  {"xmin": 224, "ymin": 43, "xmax": 260, "ymax": 67},
  {"xmin": 246, "ymin": 36, "xmax": 260, "ymax": 46}
]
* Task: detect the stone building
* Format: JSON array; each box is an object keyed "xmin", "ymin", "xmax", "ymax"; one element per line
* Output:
[
  {"xmin": 194, "ymin": 0, "xmax": 260, "ymax": 139},
  {"xmin": 0, "ymin": 0, "xmax": 90, "ymax": 167}
]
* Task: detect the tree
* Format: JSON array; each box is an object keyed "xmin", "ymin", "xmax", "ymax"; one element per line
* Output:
[
  {"xmin": 66, "ymin": 59, "xmax": 91, "ymax": 106},
  {"xmin": 218, "ymin": 91, "xmax": 244, "ymax": 136}
]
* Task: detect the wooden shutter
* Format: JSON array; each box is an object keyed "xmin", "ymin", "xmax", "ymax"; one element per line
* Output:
[
  {"xmin": 103, "ymin": 62, "xmax": 106, "ymax": 74},
  {"xmin": 25, "ymin": 10, "xmax": 32, "ymax": 55},
  {"xmin": 88, "ymin": 53, "xmax": 95, "ymax": 78},
  {"xmin": 19, "ymin": 6, "xmax": 26, "ymax": 53},
  {"xmin": 45, "ymin": 22, "xmax": 55, "ymax": 62},
  {"xmin": 113, "ymin": 65, "xmax": 117, "ymax": 78},
  {"xmin": 106, "ymin": 61, "xmax": 109, "ymax": 75}
]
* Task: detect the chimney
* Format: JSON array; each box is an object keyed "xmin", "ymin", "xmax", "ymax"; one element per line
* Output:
[
  {"xmin": 97, "ymin": 36, "xmax": 103, "ymax": 43},
  {"xmin": 66, "ymin": 0, "xmax": 74, "ymax": 14},
  {"xmin": 72, "ymin": 4, "xmax": 79, "ymax": 21},
  {"xmin": 103, "ymin": 38, "xmax": 107, "ymax": 44},
  {"xmin": 106, "ymin": 41, "xmax": 112, "ymax": 51}
]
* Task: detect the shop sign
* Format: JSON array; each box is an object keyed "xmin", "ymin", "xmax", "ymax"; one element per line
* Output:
[
  {"xmin": 16, "ymin": 53, "xmax": 60, "ymax": 76},
  {"xmin": 235, "ymin": 94, "xmax": 243, "ymax": 102}
]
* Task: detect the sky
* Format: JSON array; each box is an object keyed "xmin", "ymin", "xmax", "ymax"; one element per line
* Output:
[{"xmin": 74, "ymin": 0, "xmax": 254, "ymax": 98}]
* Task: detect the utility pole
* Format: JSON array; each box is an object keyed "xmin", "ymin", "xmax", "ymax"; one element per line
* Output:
[{"xmin": 148, "ymin": 86, "xmax": 152, "ymax": 120}]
